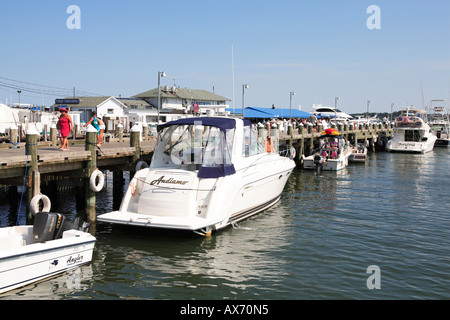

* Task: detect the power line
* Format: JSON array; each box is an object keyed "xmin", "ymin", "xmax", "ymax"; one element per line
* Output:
[{"xmin": 0, "ymin": 76, "xmax": 104, "ymax": 97}]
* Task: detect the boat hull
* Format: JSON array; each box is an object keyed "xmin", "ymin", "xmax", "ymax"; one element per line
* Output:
[
  {"xmin": 386, "ymin": 138, "xmax": 436, "ymax": 153},
  {"xmin": 0, "ymin": 227, "xmax": 96, "ymax": 294},
  {"xmin": 349, "ymin": 153, "xmax": 367, "ymax": 162},
  {"xmin": 303, "ymin": 148, "xmax": 352, "ymax": 171},
  {"xmin": 435, "ymin": 138, "xmax": 450, "ymax": 147}
]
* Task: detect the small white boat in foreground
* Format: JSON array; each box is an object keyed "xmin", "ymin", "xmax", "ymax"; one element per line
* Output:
[
  {"xmin": 98, "ymin": 117, "xmax": 296, "ymax": 235},
  {"xmin": 386, "ymin": 108, "xmax": 437, "ymax": 153},
  {"xmin": 0, "ymin": 212, "xmax": 96, "ymax": 294},
  {"xmin": 302, "ymin": 128, "xmax": 353, "ymax": 172}
]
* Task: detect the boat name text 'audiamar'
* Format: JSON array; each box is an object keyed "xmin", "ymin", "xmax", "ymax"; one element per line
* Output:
[{"xmin": 150, "ymin": 176, "xmax": 189, "ymax": 186}]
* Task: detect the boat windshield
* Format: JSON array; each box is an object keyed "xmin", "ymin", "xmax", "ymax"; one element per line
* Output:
[{"xmin": 151, "ymin": 123, "xmax": 236, "ymax": 178}]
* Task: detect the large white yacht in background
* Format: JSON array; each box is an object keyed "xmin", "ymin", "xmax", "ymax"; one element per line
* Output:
[
  {"xmin": 98, "ymin": 117, "xmax": 296, "ymax": 236},
  {"xmin": 311, "ymin": 104, "xmax": 353, "ymax": 121},
  {"xmin": 429, "ymin": 100, "xmax": 450, "ymax": 147},
  {"xmin": 386, "ymin": 108, "xmax": 437, "ymax": 153}
]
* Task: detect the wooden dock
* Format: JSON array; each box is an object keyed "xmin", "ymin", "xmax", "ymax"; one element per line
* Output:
[
  {"xmin": 1, "ymin": 126, "xmax": 156, "ymax": 224},
  {"xmin": 0, "ymin": 139, "xmax": 155, "ymax": 184}
]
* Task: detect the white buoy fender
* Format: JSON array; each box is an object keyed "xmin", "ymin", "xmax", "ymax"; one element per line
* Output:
[
  {"xmin": 90, "ymin": 169, "xmax": 105, "ymax": 192},
  {"xmin": 30, "ymin": 194, "xmax": 51, "ymax": 216},
  {"xmin": 135, "ymin": 161, "xmax": 149, "ymax": 171},
  {"xmin": 290, "ymin": 147, "xmax": 296, "ymax": 160}
]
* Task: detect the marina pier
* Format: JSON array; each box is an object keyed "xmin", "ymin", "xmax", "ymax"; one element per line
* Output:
[
  {"xmin": 264, "ymin": 121, "xmax": 393, "ymax": 161},
  {"xmin": 0, "ymin": 121, "xmax": 393, "ymax": 224}
]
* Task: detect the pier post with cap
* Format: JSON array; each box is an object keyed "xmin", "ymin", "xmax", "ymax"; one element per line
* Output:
[
  {"xmin": 9, "ymin": 125, "xmax": 19, "ymax": 148},
  {"xmin": 25, "ymin": 127, "xmax": 40, "ymax": 224},
  {"xmin": 142, "ymin": 122, "xmax": 148, "ymax": 141},
  {"xmin": 115, "ymin": 123, "xmax": 124, "ymax": 142},
  {"xmin": 130, "ymin": 124, "xmax": 142, "ymax": 178},
  {"xmin": 85, "ymin": 125, "xmax": 98, "ymax": 224},
  {"xmin": 50, "ymin": 123, "xmax": 58, "ymax": 146}
]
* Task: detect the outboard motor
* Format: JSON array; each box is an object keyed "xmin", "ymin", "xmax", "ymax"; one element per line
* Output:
[
  {"xmin": 313, "ymin": 154, "xmax": 324, "ymax": 174},
  {"xmin": 33, "ymin": 212, "xmax": 66, "ymax": 242}
]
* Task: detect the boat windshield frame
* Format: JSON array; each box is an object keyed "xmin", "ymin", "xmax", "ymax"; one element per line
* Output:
[{"xmin": 153, "ymin": 118, "xmax": 239, "ymax": 178}]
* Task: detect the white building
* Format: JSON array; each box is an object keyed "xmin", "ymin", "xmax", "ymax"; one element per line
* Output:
[
  {"xmin": 52, "ymin": 87, "xmax": 231, "ymax": 132},
  {"xmin": 133, "ymin": 86, "xmax": 230, "ymax": 115},
  {"xmin": 53, "ymin": 96, "xmax": 126, "ymax": 122}
]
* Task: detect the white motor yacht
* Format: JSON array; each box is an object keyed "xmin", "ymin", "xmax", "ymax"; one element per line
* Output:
[
  {"xmin": 97, "ymin": 117, "xmax": 296, "ymax": 236},
  {"xmin": 302, "ymin": 128, "xmax": 353, "ymax": 172},
  {"xmin": 429, "ymin": 101, "xmax": 450, "ymax": 147},
  {"xmin": 386, "ymin": 108, "xmax": 437, "ymax": 153},
  {"xmin": 0, "ymin": 212, "xmax": 96, "ymax": 294},
  {"xmin": 311, "ymin": 104, "xmax": 353, "ymax": 121}
]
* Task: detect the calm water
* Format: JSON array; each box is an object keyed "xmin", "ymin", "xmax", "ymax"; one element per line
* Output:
[{"xmin": 1, "ymin": 148, "xmax": 449, "ymax": 300}]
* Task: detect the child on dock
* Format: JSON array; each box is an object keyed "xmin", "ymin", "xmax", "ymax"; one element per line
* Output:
[{"xmin": 84, "ymin": 111, "xmax": 104, "ymax": 147}]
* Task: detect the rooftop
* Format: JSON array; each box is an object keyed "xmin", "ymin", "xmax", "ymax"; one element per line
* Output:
[{"xmin": 133, "ymin": 87, "xmax": 230, "ymax": 102}]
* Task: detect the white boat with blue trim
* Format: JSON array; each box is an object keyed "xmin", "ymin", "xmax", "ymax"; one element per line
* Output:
[{"xmin": 97, "ymin": 117, "xmax": 296, "ymax": 235}]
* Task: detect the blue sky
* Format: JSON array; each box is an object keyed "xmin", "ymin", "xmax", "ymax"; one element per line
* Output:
[{"xmin": 1, "ymin": 0, "xmax": 449, "ymax": 113}]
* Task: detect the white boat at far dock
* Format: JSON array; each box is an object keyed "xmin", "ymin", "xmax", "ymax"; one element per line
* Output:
[
  {"xmin": 429, "ymin": 101, "xmax": 450, "ymax": 147},
  {"xmin": 386, "ymin": 108, "xmax": 437, "ymax": 153},
  {"xmin": 302, "ymin": 128, "xmax": 353, "ymax": 172},
  {"xmin": 349, "ymin": 143, "xmax": 368, "ymax": 163}
]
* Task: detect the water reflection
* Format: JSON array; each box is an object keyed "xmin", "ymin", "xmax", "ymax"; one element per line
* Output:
[
  {"xmin": 0, "ymin": 265, "xmax": 94, "ymax": 300},
  {"xmin": 85, "ymin": 202, "xmax": 293, "ymax": 299}
]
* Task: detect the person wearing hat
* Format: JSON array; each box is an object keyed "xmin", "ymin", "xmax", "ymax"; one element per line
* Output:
[{"xmin": 57, "ymin": 107, "xmax": 73, "ymax": 151}]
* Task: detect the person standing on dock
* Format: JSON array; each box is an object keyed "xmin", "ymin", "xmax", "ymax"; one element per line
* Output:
[
  {"xmin": 57, "ymin": 108, "xmax": 74, "ymax": 151},
  {"xmin": 98, "ymin": 117, "xmax": 105, "ymax": 147},
  {"xmin": 84, "ymin": 111, "xmax": 101, "ymax": 146}
]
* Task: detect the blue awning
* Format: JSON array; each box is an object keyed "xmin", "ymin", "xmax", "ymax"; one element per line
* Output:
[{"xmin": 239, "ymin": 107, "xmax": 312, "ymax": 119}]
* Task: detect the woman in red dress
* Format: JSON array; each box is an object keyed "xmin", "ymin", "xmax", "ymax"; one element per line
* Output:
[{"xmin": 57, "ymin": 108, "xmax": 73, "ymax": 150}]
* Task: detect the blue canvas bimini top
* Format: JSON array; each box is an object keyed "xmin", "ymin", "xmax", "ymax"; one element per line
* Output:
[{"xmin": 157, "ymin": 117, "xmax": 238, "ymax": 132}]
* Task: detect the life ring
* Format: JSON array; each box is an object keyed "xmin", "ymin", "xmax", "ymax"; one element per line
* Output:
[
  {"xmin": 290, "ymin": 147, "xmax": 296, "ymax": 160},
  {"xmin": 135, "ymin": 161, "xmax": 149, "ymax": 171},
  {"xmin": 30, "ymin": 194, "xmax": 51, "ymax": 216},
  {"xmin": 89, "ymin": 169, "xmax": 105, "ymax": 192}
]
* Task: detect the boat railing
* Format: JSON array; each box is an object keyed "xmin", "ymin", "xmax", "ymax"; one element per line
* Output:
[{"xmin": 394, "ymin": 116, "xmax": 423, "ymax": 128}]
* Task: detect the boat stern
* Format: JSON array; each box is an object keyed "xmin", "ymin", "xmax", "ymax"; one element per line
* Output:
[{"xmin": 97, "ymin": 168, "xmax": 223, "ymax": 232}]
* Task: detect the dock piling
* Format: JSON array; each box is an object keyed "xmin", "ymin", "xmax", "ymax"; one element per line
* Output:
[
  {"xmin": 25, "ymin": 127, "xmax": 39, "ymax": 224},
  {"xmin": 84, "ymin": 125, "xmax": 98, "ymax": 224},
  {"xmin": 130, "ymin": 124, "xmax": 142, "ymax": 178},
  {"xmin": 50, "ymin": 124, "xmax": 57, "ymax": 146}
]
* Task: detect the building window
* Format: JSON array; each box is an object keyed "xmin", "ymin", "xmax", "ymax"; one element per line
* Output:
[{"xmin": 107, "ymin": 109, "xmax": 114, "ymax": 114}]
